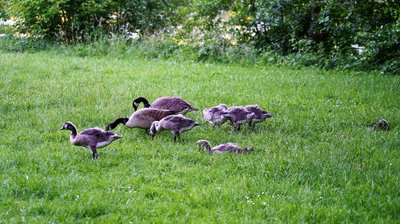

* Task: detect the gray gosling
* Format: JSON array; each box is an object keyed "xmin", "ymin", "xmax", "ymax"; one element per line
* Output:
[
  {"xmin": 196, "ymin": 140, "xmax": 254, "ymax": 154},
  {"xmin": 369, "ymin": 119, "xmax": 389, "ymax": 131},
  {"xmin": 244, "ymin": 105, "xmax": 272, "ymax": 128},
  {"xmin": 203, "ymin": 104, "xmax": 229, "ymax": 127},
  {"xmin": 222, "ymin": 106, "xmax": 255, "ymax": 131},
  {"xmin": 132, "ymin": 96, "xmax": 198, "ymax": 114},
  {"xmin": 106, "ymin": 108, "xmax": 175, "ymax": 132},
  {"xmin": 60, "ymin": 122, "xmax": 122, "ymax": 159},
  {"xmin": 150, "ymin": 114, "xmax": 200, "ymax": 142}
]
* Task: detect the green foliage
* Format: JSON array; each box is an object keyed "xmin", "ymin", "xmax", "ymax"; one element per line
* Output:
[
  {"xmin": 6, "ymin": 0, "xmax": 183, "ymax": 42},
  {"xmin": 2, "ymin": 0, "xmax": 399, "ymax": 73}
]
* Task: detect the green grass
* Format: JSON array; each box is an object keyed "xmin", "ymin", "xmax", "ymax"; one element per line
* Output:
[{"xmin": 0, "ymin": 51, "xmax": 399, "ymax": 223}]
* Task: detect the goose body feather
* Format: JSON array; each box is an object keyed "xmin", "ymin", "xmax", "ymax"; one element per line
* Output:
[
  {"xmin": 244, "ymin": 105, "xmax": 272, "ymax": 126},
  {"xmin": 196, "ymin": 140, "xmax": 253, "ymax": 154},
  {"xmin": 133, "ymin": 96, "xmax": 198, "ymax": 114},
  {"xmin": 106, "ymin": 108, "xmax": 175, "ymax": 131},
  {"xmin": 223, "ymin": 106, "xmax": 255, "ymax": 131},
  {"xmin": 61, "ymin": 122, "xmax": 121, "ymax": 159},
  {"xmin": 203, "ymin": 104, "xmax": 229, "ymax": 126},
  {"xmin": 150, "ymin": 114, "xmax": 199, "ymax": 141}
]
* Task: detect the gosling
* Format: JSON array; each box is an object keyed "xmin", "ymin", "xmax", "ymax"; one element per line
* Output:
[
  {"xmin": 222, "ymin": 106, "xmax": 255, "ymax": 131},
  {"xmin": 203, "ymin": 104, "xmax": 229, "ymax": 127},
  {"xmin": 369, "ymin": 119, "xmax": 389, "ymax": 131},
  {"xmin": 196, "ymin": 140, "xmax": 253, "ymax": 154},
  {"xmin": 244, "ymin": 105, "xmax": 272, "ymax": 128},
  {"xmin": 150, "ymin": 114, "xmax": 200, "ymax": 142},
  {"xmin": 60, "ymin": 122, "xmax": 122, "ymax": 159}
]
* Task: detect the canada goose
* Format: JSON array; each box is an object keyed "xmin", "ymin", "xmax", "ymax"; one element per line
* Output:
[
  {"xmin": 60, "ymin": 122, "xmax": 122, "ymax": 159},
  {"xmin": 203, "ymin": 104, "xmax": 229, "ymax": 126},
  {"xmin": 368, "ymin": 119, "xmax": 389, "ymax": 131},
  {"xmin": 132, "ymin": 96, "xmax": 198, "ymax": 114},
  {"xmin": 222, "ymin": 106, "xmax": 255, "ymax": 131},
  {"xmin": 106, "ymin": 108, "xmax": 175, "ymax": 131},
  {"xmin": 196, "ymin": 140, "xmax": 253, "ymax": 154},
  {"xmin": 244, "ymin": 105, "xmax": 272, "ymax": 128},
  {"xmin": 150, "ymin": 114, "xmax": 200, "ymax": 142}
]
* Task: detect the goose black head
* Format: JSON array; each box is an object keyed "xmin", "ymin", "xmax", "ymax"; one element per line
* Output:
[
  {"xmin": 60, "ymin": 122, "xmax": 78, "ymax": 135},
  {"xmin": 369, "ymin": 119, "xmax": 389, "ymax": 131},
  {"xmin": 60, "ymin": 122, "xmax": 75, "ymax": 131},
  {"xmin": 132, "ymin": 97, "xmax": 151, "ymax": 111},
  {"xmin": 262, "ymin": 111, "xmax": 273, "ymax": 119},
  {"xmin": 244, "ymin": 147, "xmax": 254, "ymax": 153}
]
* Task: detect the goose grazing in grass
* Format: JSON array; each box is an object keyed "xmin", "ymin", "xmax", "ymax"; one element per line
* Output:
[
  {"xmin": 106, "ymin": 108, "xmax": 175, "ymax": 132},
  {"xmin": 368, "ymin": 119, "xmax": 389, "ymax": 131},
  {"xmin": 203, "ymin": 104, "xmax": 229, "ymax": 127},
  {"xmin": 222, "ymin": 106, "xmax": 255, "ymax": 131},
  {"xmin": 60, "ymin": 122, "xmax": 122, "ymax": 159},
  {"xmin": 244, "ymin": 105, "xmax": 272, "ymax": 128},
  {"xmin": 132, "ymin": 96, "xmax": 198, "ymax": 114},
  {"xmin": 196, "ymin": 140, "xmax": 253, "ymax": 154},
  {"xmin": 150, "ymin": 114, "xmax": 200, "ymax": 142}
]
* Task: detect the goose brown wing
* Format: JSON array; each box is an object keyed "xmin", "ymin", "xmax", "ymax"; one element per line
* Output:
[
  {"xmin": 80, "ymin": 128, "xmax": 114, "ymax": 142},
  {"xmin": 151, "ymin": 97, "xmax": 194, "ymax": 112},
  {"xmin": 163, "ymin": 115, "xmax": 195, "ymax": 129}
]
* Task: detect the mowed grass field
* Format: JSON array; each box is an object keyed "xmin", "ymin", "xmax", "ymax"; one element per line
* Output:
[{"xmin": 0, "ymin": 51, "xmax": 399, "ymax": 223}]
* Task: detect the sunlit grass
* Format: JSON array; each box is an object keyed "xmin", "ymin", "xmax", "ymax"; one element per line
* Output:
[{"xmin": 0, "ymin": 51, "xmax": 399, "ymax": 223}]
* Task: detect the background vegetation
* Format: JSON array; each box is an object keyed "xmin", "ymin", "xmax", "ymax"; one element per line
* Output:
[{"xmin": 1, "ymin": 0, "xmax": 399, "ymax": 74}]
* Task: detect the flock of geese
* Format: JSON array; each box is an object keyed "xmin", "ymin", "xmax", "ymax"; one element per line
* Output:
[{"xmin": 61, "ymin": 96, "xmax": 273, "ymax": 159}]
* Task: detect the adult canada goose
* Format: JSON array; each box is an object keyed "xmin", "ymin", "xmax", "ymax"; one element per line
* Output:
[
  {"xmin": 368, "ymin": 119, "xmax": 389, "ymax": 131},
  {"xmin": 60, "ymin": 122, "xmax": 122, "ymax": 159},
  {"xmin": 222, "ymin": 106, "xmax": 255, "ymax": 131},
  {"xmin": 196, "ymin": 140, "xmax": 253, "ymax": 154},
  {"xmin": 106, "ymin": 108, "xmax": 175, "ymax": 131},
  {"xmin": 244, "ymin": 105, "xmax": 272, "ymax": 128},
  {"xmin": 203, "ymin": 104, "xmax": 229, "ymax": 127},
  {"xmin": 132, "ymin": 96, "xmax": 198, "ymax": 114},
  {"xmin": 150, "ymin": 114, "xmax": 200, "ymax": 142}
]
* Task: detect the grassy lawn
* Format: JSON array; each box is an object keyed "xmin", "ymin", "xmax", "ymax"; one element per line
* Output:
[{"xmin": 0, "ymin": 51, "xmax": 399, "ymax": 223}]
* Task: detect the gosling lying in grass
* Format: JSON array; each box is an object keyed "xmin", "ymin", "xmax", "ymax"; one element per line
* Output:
[
  {"xmin": 368, "ymin": 119, "xmax": 389, "ymax": 131},
  {"xmin": 196, "ymin": 140, "xmax": 253, "ymax": 154}
]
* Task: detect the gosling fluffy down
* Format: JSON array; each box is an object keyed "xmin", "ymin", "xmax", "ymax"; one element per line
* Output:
[
  {"xmin": 60, "ymin": 122, "xmax": 122, "ymax": 159},
  {"xmin": 150, "ymin": 114, "xmax": 200, "ymax": 142},
  {"xmin": 222, "ymin": 106, "xmax": 255, "ymax": 131},
  {"xmin": 203, "ymin": 104, "xmax": 229, "ymax": 127},
  {"xmin": 196, "ymin": 140, "xmax": 253, "ymax": 154},
  {"xmin": 244, "ymin": 105, "xmax": 272, "ymax": 128},
  {"xmin": 132, "ymin": 96, "xmax": 198, "ymax": 114}
]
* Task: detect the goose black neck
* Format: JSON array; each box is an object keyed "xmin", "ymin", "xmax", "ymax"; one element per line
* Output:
[
  {"xmin": 106, "ymin": 117, "xmax": 128, "ymax": 130},
  {"xmin": 201, "ymin": 142, "xmax": 212, "ymax": 152},
  {"xmin": 132, "ymin": 97, "xmax": 151, "ymax": 110},
  {"xmin": 67, "ymin": 126, "xmax": 77, "ymax": 138}
]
